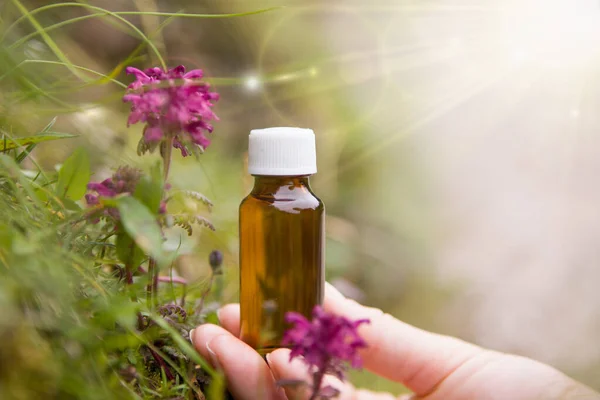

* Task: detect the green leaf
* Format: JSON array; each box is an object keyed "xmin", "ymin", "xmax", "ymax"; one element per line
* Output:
[
  {"xmin": 133, "ymin": 175, "xmax": 163, "ymax": 215},
  {"xmin": 207, "ymin": 374, "xmax": 226, "ymax": 400},
  {"xmin": 56, "ymin": 147, "xmax": 90, "ymax": 200},
  {"xmin": 15, "ymin": 143, "xmax": 36, "ymax": 164},
  {"xmin": 41, "ymin": 117, "xmax": 57, "ymax": 132},
  {"xmin": 115, "ymin": 230, "xmax": 144, "ymax": 270},
  {"xmin": 0, "ymin": 132, "xmax": 78, "ymax": 152},
  {"xmin": 205, "ymin": 311, "xmax": 219, "ymax": 325},
  {"xmin": 11, "ymin": 231, "xmax": 38, "ymax": 255},
  {"xmin": 33, "ymin": 187, "xmax": 48, "ymax": 202},
  {"xmin": 103, "ymin": 333, "xmax": 144, "ymax": 350},
  {"xmin": 61, "ymin": 198, "xmax": 82, "ymax": 211},
  {"xmin": 116, "ymin": 196, "xmax": 165, "ymax": 263},
  {"xmin": 0, "ymin": 223, "xmax": 13, "ymax": 248}
]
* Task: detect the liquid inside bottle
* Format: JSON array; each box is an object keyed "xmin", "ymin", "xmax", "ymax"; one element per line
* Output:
[{"xmin": 239, "ymin": 175, "xmax": 324, "ymax": 353}]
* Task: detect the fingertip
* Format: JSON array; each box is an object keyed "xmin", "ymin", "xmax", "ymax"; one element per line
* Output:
[
  {"xmin": 325, "ymin": 281, "xmax": 346, "ymax": 301},
  {"xmin": 205, "ymin": 335, "xmax": 225, "ymax": 371},
  {"xmin": 267, "ymin": 348, "xmax": 310, "ymax": 380},
  {"xmin": 266, "ymin": 349, "xmax": 310, "ymax": 400},
  {"xmin": 207, "ymin": 335, "xmax": 282, "ymax": 400},
  {"xmin": 191, "ymin": 323, "xmax": 232, "ymax": 359},
  {"xmin": 265, "ymin": 348, "xmax": 292, "ymax": 369},
  {"xmin": 217, "ymin": 303, "xmax": 241, "ymax": 336}
]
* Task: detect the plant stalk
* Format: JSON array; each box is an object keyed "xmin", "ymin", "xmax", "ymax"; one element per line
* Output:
[
  {"xmin": 147, "ymin": 258, "xmax": 156, "ymax": 308},
  {"xmin": 308, "ymin": 368, "xmax": 326, "ymax": 400},
  {"xmin": 146, "ymin": 135, "xmax": 174, "ymax": 309},
  {"xmin": 162, "ymin": 136, "xmax": 174, "ymax": 181},
  {"xmin": 197, "ymin": 272, "xmax": 214, "ymax": 313}
]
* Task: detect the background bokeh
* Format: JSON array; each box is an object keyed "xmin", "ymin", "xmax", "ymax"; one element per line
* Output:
[{"xmin": 2, "ymin": 0, "xmax": 600, "ymax": 392}]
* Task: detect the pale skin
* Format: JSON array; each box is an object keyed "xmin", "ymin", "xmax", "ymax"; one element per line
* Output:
[{"xmin": 190, "ymin": 283, "xmax": 600, "ymax": 400}]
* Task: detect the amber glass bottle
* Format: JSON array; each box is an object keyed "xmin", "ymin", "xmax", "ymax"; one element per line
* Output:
[{"xmin": 239, "ymin": 128, "xmax": 324, "ymax": 354}]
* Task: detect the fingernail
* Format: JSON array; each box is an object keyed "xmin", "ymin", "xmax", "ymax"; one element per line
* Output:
[
  {"xmin": 216, "ymin": 308, "xmax": 223, "ymax": 324},
  {"xmin": 206, "ymin": 337, "xmax": 223, "ymax": 371},
  {"xmin": 325, "ymin": 282, "xmax": 345, "ymax": 301},
  {"xmin": 265, "ymin": 353, "xmax": 280, "ymax": 381},
  {"xmin": 188, "ymin": 328, "xmax": 195, "ymax": 344}
]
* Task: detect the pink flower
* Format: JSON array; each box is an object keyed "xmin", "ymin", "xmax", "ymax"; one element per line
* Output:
[
  {"xmin": 85, "ymin": 166, "xmax": 166, "ymax": 222},
  {"xmin": 123, "ymin": 65, "xmax": 219, "ymax": 156},
  {"xmin": 282, "ymin": 306, "xmax": 369, "ymax": 381},
  {"xmin": 85, "ymin": 166, "xmax": 141, "ymax": 206}
]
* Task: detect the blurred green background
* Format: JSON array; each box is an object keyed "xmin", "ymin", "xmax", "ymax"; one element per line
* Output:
[{"xmin": 2, "ymin": 0, "xmax": 600, "ymax": 394}]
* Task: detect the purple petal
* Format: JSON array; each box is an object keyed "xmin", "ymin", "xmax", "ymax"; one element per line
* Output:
[
  {"xmin": 127, "ymin": 110, "xmax": 144, "ymax": 126},
  {"xmin": 183, "ymin": 69, "xmax": 204, "ymax": 79},
  {"xmin": 144, "ymin": 125, "xmax": 163, "ymax": 142},
  {"xmin": 173, "ymin": 138, "xmax": 190, "ymax": 157},
  {"xmin": 125, "ymin": 67, "xmax": 149, "ymax": 80},
  {"xmin": 85, "ymin": 193, "xmax": 99, "ymax": 205},
  {"xmin": 122, "ymin": 93, "xmax": 141, "ymax": 104},
  {"xmin": 87, "ymin": 182, "xmax": 116, "ymax": 197},
  {"xmin": 159, "ymin": 201, "xmax": 167, "ymax": 214},
  {"xmin": 144, "ymin": 67, "xmax": 166, "ymax": 79},
  {"xmin": 168, "ymin": 65, "xmax": 186, "ymax": 78},
  {"xmin": 285, "ymin": 312, "xmax": 309, "ymax": 324}
]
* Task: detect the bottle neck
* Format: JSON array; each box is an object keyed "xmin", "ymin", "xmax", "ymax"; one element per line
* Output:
[{"xmin": 251, "ymin": 175, "xmax": 312, "ymax": 197}]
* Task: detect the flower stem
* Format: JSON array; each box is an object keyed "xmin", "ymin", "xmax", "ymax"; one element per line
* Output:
[
  {"xmin": 125, "ymin": 267, "xmax": 134, "ymax": 285},
  {"xmin": 308, "ymin": 369, "xmax": 326, "ymax": 400},
  {"xmin": 197, "ymin": 272, "xmax": 214, "ymax": 313},
  {"xmin": 147, "ymin": 258, "xmax": 156, "ymax": 308},
  {"xmin": 149, "ymin": 347, "xmax": 174, "ymax": 380},
  {"xmin": 147, "ymin": 135, "xmax": 174, "ymax": 310},
  {"xmin": 162, "ymin": 136, "xmax": 174, "ymax": 181}
]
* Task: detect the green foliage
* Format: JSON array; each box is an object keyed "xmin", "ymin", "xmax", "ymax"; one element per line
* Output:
[
  {"xmin": 179, "ymin": 190, "xmax": 214, "ymax": 210},
  {"xmin": 116, "ymin": 196, "xmax": 167, "ymax": 265},
  {"xmin": 56, "ymin": 147, "xmax": 91, "ymax": 200},
  {"xmin": 0, "ymin": 131, "xmax": 77, "ymax": 152},
  {"xmin": 134, "ymin": 165, "xmax": 164, "ymax": 215},
  {"xmin": 0, "ymin": 0, "xmax": 282, "ymax": 397},
  {"xmin": 115, "ymin": 230, "xmax": 146, "ymax": 278},
  {"xmin": 172, "ymin": 214, "xmax": 216, "ymax": 237},
  {"xmin": 1, "ymin": 153, "xmax": 129, "ymax": 399},
  {"xmin": 0, "ymin": 144, "xmax": 225, "ymax": 399}
]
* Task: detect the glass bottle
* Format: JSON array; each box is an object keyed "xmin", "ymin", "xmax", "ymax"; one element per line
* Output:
[{"xmin": 239, "ymin": 127, "xmax": 325, "ymax": 354}]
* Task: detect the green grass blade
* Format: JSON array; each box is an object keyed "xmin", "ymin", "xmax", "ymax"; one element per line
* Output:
[
  {"xmin": 15, "ymin": 143, "xmax": 36, "ymax": 164},
  {"xmin": 3, "ymin": 3, "xmax": 280, "ymax": 38},
  {"xmin": 0, "ymin": 59, "xmax": 127, "ymax": 88},
  {"xmin": 41, "ymin": 116, "xmax": 58, "ymax": 132},
  {"xmin": 3, "ymin": 3, "xmax": 281, "ymax": 71},
  {"xmin": 9, "ymin": 0, "xmax": 87, "ymax": 80},
  {"xmin": 0, "ymin": 132, "xmax": 77, "ymax": 152},
  {"xmin": 104, "ymin": 10, "xmax": 180, "ymax": 83},
  {"xmin": 149, "ymin": 314, "xmax": 217, "ymax": 377},
  {"xmin": 5, "ymin": 3, "xmax": 161, "ymax": 70},
  {"xmin": 10, "ymin": 14, "xmax": 111, "ymax": 49}
]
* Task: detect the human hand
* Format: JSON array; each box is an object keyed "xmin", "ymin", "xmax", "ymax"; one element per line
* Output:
[{"xmin": 190, "ymin": 283, "xmax": 600, "ymax": 400}]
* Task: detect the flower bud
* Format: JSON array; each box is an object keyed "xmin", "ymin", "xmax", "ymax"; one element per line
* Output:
[{"xmin": 209, "ymin": 250, "xmax": 223, "ymax": 275}]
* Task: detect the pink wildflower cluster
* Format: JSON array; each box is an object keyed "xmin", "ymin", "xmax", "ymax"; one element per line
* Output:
[
  {"xmin": 85, "ymin": 166, "xmax": 141, "ymax": 206},
  {"xmin": 123, "ymin": 65, "xmax": 219, "ymax": 156},
  {"xmin": 282, "ymin": 306, "xmax": 369, "ymax": 382},
  {"xmin": 85, "ymin": 166, "xmax": 166, "ymax": 221}
]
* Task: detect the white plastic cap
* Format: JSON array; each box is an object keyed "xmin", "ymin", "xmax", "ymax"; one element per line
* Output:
[{"xmin": 248, "ymin": 127, "xmax": 317, "ymax": 176}]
